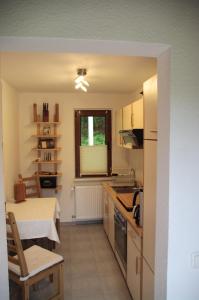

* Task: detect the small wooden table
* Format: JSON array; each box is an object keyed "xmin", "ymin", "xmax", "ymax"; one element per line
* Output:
[{"xmin": 6, "ymin": 197, "xmax": 60, "ymax": 249}]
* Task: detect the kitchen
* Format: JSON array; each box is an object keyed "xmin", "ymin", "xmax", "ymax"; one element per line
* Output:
[
  {"xmin": 1, "ymin": 1, "xmax": 199, "ymax": 299},
  {"xmin": 1, "ymin": 51, "xmax": 157, "ymax": 299}
]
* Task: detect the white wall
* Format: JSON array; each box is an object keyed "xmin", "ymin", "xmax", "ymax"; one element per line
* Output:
[
  {"xmin": 19, "ymin": 92, "xmax": 132, "ymax": 221},
  {"xmin": 0, "ymin": 1, "xmax": 199, "ymax": 299},
  {"xmin": 126, "ymin": 149, "xmax": 143, "ymax": 185},
  {"xmin": 1, "ymin": 80, "xmax": 19, "ymax": 201}
]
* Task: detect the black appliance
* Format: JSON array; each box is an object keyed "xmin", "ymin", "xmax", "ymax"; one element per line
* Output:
[
  {"xmin": 119, "ymin": 129, "xmax": 143, "ymax": 149},
  {"xmin": 40, "ymin": 176, "xmax": 57, "ymax": 189},
  {"xmin": 132, "ymin": 188, "xmax": 143, "ymax": 226},
  {"xmin": 114, "ymin": 207, "xmax": 127, "ymax": 271}
]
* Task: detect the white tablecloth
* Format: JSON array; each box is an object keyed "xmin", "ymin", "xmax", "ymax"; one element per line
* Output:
[{"xmin": 6, "ymin": 197, "xmax": 60, "ymax": 243}]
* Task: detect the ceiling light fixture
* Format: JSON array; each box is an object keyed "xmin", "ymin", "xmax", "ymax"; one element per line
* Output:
[{"xmin": 75, "ymin": 68, "xmax": 89, "ymax": 92}]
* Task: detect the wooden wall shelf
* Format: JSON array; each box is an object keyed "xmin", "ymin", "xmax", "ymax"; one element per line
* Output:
[
  {"xmin": 32, "ymin": 147, "xmax": 61, "ymax": 151},
  {"xmin": 33, "ymin": 160, "xmax": 62, "ymax": 164},
  {"xmin": 33, "ymin": 121, "xmax": 60, "ymax": 125},
  {"xmin": 32, "ymin": 134, "xmax": 61, "ymax": 138},
  {"xmin": 38, "ymin": 173, "xmax": 62, "ymax": 177},
  {"xmin": 32, "ymin": 104, "xmax": 62, "ymax": 193}
]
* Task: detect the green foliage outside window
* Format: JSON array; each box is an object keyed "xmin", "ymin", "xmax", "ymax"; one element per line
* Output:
[{"xmin": 81, "ymin": 116, "xmax": 105, "ymax": 146}]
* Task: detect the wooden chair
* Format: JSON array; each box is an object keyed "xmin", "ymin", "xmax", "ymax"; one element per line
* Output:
[
  {"xmin": 6, "ymin": 211, "xmax": 64, "ymax": 300},
  {"xmin": 19, "ymin": 174, "xmax": 41, "ymax": 198}
]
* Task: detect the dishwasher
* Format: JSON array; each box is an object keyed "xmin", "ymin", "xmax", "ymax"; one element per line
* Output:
[{"xmin": 114, "ymin": 207, "xmax": 127, "ymax": 275}]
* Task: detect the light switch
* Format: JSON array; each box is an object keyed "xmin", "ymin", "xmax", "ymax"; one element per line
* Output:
[{"xmin": 191, "ymin": 252, "xmax": 199, "ymax": 269}]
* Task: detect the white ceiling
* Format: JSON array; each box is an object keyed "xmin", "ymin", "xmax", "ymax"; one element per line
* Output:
[{"xmin": 1, "ymin": 52, "xmax": 156, "ymax": 93}]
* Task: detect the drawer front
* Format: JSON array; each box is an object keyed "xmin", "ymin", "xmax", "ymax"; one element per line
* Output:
[{"xmin": 127, "ymin": 222, "xmax": 141, "ymax": 251}]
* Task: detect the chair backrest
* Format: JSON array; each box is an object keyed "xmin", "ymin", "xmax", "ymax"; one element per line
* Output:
[
  {"xmin": 6, "ymin": 211, "xmax": 29, "ymax": 277},
  {"xmin": 19, "ymin": 174, "xmax": 41, "ymax": 198}
]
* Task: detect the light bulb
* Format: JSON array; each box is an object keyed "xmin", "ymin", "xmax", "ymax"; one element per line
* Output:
[
  {"xmin": 82, "ymin": 79, "xmax": 89, "ymax": 86},
  {"xmin": 75, "ymin": 76, "xmax": 84, "ymax": 84},
  {"xmin": 74, "ymin": 69, "xmax": 89, "ymax": 92},
  {"xmin": 81, "ymin": 85, "xmax": 87, "ymax": 92},
  {"xmin": 75, "ymin": 82, "xmax": 83, "ymax": 89}
]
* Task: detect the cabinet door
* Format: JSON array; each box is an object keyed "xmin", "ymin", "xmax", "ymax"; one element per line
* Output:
[
  {"xmin": 142, "ymin": 259, "xmax": 154, "ymax": 300},
  {"xmin": 115, "ymin": 108, "xmax": 123, "ymax": 146},
  {"xmin": 143, "ymin": 75, "xmax": 157, "ymax": 139},
  {"xmin": 103, "ymin": 189, "xmax": 109, "ymax": 236},
  {"xmin": 143, "ymin": 140, "xmax": 157, "ymax": 270},
  {"xmin": 132, "ymin": 97, "xmax": 143, "ymax": 129},
  {"xmin": 123, "ymin": 103, "xmax": 133, "ymax": 130},
  {"xmin": 108, "ymin": 196, "xmax": 115, "ymax": 250},
  {"xmin": 127, "ymin": 226, "xmax": 141, "ymax": 300}
]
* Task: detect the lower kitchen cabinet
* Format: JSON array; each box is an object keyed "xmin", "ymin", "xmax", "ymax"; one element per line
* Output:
[
  {"xmin": 127, "ymin": 222, "xmax": 141, "ymax": 300},
  {"xmin": 108, "ymin": 196, "xmax": 115, "ymax": 250},
  {"xmin": 142, "ymin": 258, "xmax": 154, "ymax": 300},
  {"xmin": 103, "ymin": 189, "xmax": 109, "ymax": 236}
]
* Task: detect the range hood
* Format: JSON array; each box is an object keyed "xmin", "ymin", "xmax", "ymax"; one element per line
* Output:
[{"xmin": 119, "ymin": 129, "xmax": 143, "ymax": 149}]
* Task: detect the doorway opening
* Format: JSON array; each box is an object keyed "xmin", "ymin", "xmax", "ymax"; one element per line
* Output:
[{"xmin": 0, "ymin": 37, "xmax": 171, "ymax": 299}]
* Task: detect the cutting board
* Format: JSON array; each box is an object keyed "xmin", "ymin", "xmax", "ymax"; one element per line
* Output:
[{"xmin": 117, "ymin": 193, "xmax": 133, "ymax": 211}]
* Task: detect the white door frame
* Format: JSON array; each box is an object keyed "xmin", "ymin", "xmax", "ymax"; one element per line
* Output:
[
  {"xmin": 0, "ymin": 37, "xmax": 171, "ymax": 300},
  {"xmin": 0, "ymin": 79, "xmax": 9, "ymax": 299}
]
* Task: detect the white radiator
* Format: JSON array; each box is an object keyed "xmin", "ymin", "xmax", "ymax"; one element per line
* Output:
[{"xmin": 75, "ymin": 185, "xmax": 103, "ymax": 221}]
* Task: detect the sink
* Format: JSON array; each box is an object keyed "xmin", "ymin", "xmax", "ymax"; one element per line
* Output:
[{"xmin": 111, "ymin": 186, "xmax": 139, "ymax": 194}]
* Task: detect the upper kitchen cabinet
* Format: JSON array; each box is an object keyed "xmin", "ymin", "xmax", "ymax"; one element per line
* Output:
[
  {"xmin": 122, "ymin": 98, "xmax": 143, "ymax": 130},
  {"xmin": 143, "ymin": 75, "xmax": 157, "ymax": 140},
  {"xmin": 115, "ymin": 108, "xmax": 123, "ymax": 146},
  {"xmin": 123, "ymin": 103, "xmax": 132, "ymax": 130},
  {"xmin": 132, "ymin": 97, "xmax": 143, "ymax": 129}
]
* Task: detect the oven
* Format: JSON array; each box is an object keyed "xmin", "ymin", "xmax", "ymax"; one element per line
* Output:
[{"xmin": 114, "ymin": 207, "xmax": 127, "ymax": 272}]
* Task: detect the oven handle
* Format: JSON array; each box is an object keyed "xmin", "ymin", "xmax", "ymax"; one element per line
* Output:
[{"xmin": 114, "ymin": 209, "xmax": 126, "ymax": 224}]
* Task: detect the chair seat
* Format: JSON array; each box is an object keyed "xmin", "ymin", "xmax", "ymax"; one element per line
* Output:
[{"xmin": 9, "ymin": 245, "xmax": 63, "ymax": 281}]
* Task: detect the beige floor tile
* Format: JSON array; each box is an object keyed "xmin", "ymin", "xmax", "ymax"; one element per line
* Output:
[
  {"xmin": 71, "ymin": 275, "xmax": 103, "ymax": 298},
  {"xmin": 96, "ymin": 260, "xmax": 121, "ymax": 276},
  {"xmin": 71, "ymin": 260, "xmax": 98, "ymax": 278}
]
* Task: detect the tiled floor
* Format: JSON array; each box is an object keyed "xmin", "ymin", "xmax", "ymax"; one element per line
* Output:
[{"xmin": 10, "ymin": 223, "xmax": 132, "ymax": 300}]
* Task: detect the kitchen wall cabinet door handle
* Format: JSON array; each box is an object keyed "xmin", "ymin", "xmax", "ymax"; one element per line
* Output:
[
  {"xmin": 150, "ymin": 129, "xmax": 158, "ymax": 132},
  {"xmin": 131, "ymin": 113, "xmax": 134, "ymax": 128},
  {"xmin": 136, "ymin": 256, "xmax": 139, "ymax": 274}
]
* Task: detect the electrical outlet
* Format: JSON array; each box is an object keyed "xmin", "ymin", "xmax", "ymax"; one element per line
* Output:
[{"xmin": 191, "ymin": 252, "xmax": 199, "ymax": 269}]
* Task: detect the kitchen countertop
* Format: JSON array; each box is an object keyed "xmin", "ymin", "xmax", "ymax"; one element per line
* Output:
[{"xmin": 102, "ymin": 182, "xmax": 143, "ymax": 237}]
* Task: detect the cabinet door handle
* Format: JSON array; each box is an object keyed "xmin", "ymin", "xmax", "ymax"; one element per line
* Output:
[
  {"xmin": 131, "ymin": 113, "xmax": 134, "ymax": 128},
  {"xmin": 136, "ymin": 256, "xmax": 139, "ymax": 274},
  {"xmin": 150, "ymin": 129, "xmax": 158, "ymax": 132}
]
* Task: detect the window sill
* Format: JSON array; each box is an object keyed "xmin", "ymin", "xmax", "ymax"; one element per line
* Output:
[{"xmin": 74, "ymin": 177, "xmax": 113, "ymax": 183}]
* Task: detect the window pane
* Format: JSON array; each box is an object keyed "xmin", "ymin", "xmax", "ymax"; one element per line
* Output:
[
  {"xmin": 81, "ymin": 116, "xmax": 105, "ymax": 146},
  {"xmin": 93, "ymin": 116, "xmax": 105, "ymax": 145},
  {"xmin": 80, "ymin": 145, "xmax": 107, "ymax": 175},
  {"xmin": 75, "ymin": 110, "xmax": 111, "ymax": 178},
  {"xmin": 81, "ymin": 116, "xmax": 88, "ymax": 146}
]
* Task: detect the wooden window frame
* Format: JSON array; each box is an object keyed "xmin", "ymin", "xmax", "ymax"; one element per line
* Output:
[{"xmin": 75, "ymin": 110, "xmax": 112, "ymax": 178}]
